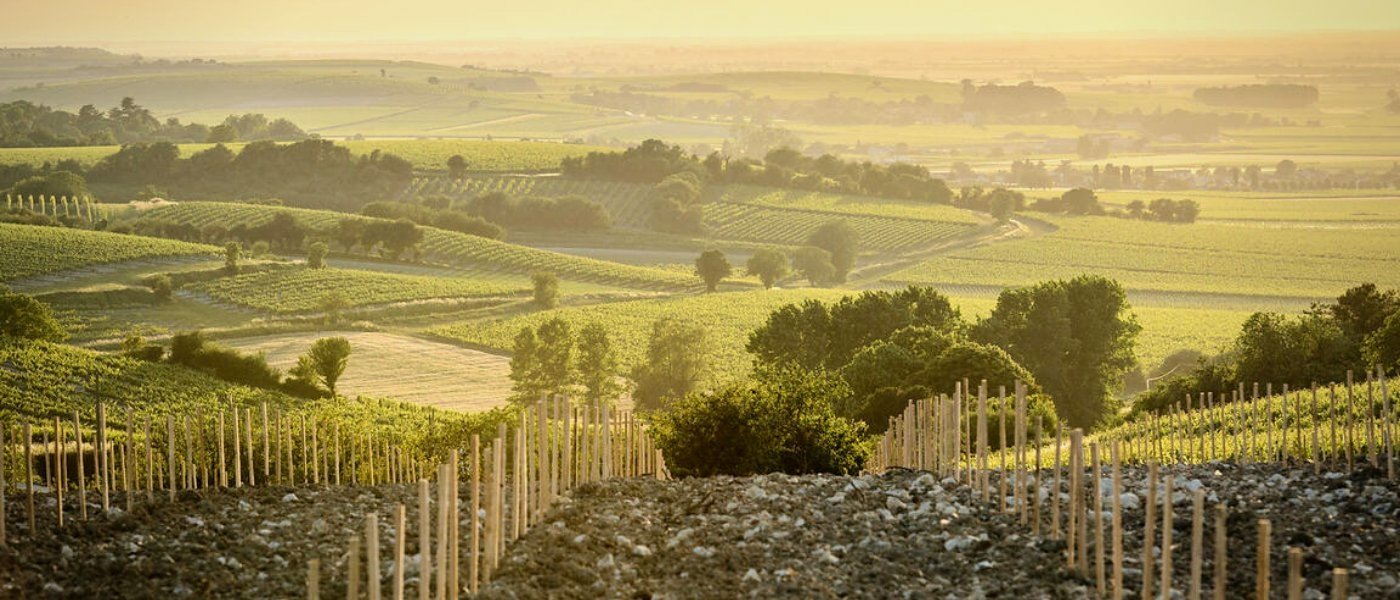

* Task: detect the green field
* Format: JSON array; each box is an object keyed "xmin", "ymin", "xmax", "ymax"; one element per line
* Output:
[
  {"xmin": 0, "ymin": 222, "xmax": 216, "ymax": 281},
  {"xmin": 142, "ymin": 202, "xmax": 700, "ymax": 290},
  {"xmin": 430, "ymin": 288, "xmax": 854, "ymax": 384},
  {"xmin": 884, "ymin": 215, "xmax": 1400, "ymax": 300},
  {"xmin": 188, "ymin": 266, "xmax": 529, "ymax": 313}
]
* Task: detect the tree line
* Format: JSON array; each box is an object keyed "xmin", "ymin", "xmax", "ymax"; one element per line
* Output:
[
  {"xmin": 0, "ymin": 97, "xmax": 306, "ymax": 147},
  {"xmin": 1137, "ymin": 283, "xmax": 1400, "ymax": 413}
]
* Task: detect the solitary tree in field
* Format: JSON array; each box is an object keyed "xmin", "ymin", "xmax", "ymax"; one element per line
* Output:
[
  {"xmin": 509, "ymin": 326, "xmax": 543, "ymax": 401},
  {"xmin": 577, "ymin": 322, "xmax": 623, "ymax": 406},
  {"xmin": 694, "ymin": 249, "xmax": 732, "ymax": 292},
  {"xmin": 532, "ymin": 272, "xmax": 560, "ymax": 308},
  {"xmin": 446, "ymin": 155, "xmax": 469, "ymax": 179},
  {"xmin": 745, "ymin": 249, "xmax": 790, "ymax": 289},
  {"xmin": 793, "ymin": 245, "xmax": 836, "ymax": 287},
  {"xmin": 147, "ymin": 274, "xmax": 173, "ymax": 302},
  {"xmin": 224, "ymin": 242, "xmax": 241, "ymax": 275},
  {"xmin": 806, "ymin": 220, "xmax": 859, "ymax": 282},
  {"xmin": 293, "ymin": 337, "xmax": 353, "ymax": 397},
  {"xmin": 631, "ymin": 317, "xmax": 710, "ymax": 411},
  {"xmin": 307, "ymin": 241, "xmax": 329, "ymax": 269}
]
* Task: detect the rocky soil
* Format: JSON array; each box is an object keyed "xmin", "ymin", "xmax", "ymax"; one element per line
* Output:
[{"xmin": 1, "ymin": 463, "xmax": 1397, "ymax": 598}]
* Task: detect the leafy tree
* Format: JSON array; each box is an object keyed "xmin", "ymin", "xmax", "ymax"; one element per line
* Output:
[
  {"xmin": 973, "ymin": 275, "xmax": 1140, "ymax": 429},
  {"xmin": 987, "ymin": 188, "xmax": 1019, "ymax": 222},
  {"xmin": 1232, "ymin": 312, "xmax": 1355, "ymax": 388},
  {"xmin": 446, "ymin": 155, "xmax": 469, "ymax": 179},
  {"xmin": 307, "ymin": 241, "xmax": 328, "ymax": 269},
  {"xmin": 650, "ymin": 367, "xmax": 867, "ymax": 477},
  {"xmin": 1275, "ymin": 159, "xmax": 1298, "ymax": 179},
  {"xmin": 631, "ymin": 317, "xmax": 710, "ymax": 411},
  {"xmin": 1314, "ymin": 283, "xmax": 1400, "ymax": 345},
  {"xmin": 334, "ymin": 219, "xmax": 365, "ymax": 253},
  {"xmin": 793, "ymin": 246, "xmax": 836, "ymax": 286},
  {"xmin": 806, "ymin": 220, "xmax": 859, "ymax": 282},
  {"xmin": 532, "ymin": 272, "xmax": 559, "ymax": 308},
  {"xmin": 206, "ymin": 124, "xmax": 239, "ymax": 143},
  {"xmin": 1364, "ymin": 311, "xmax": 1400, "ymax": 373},
  {"xmin": 0, "ymin": 289, "xmax": 66, "ymax": 342},
  {"xmin": 1062, "ymin": 188, "xmax": 1100, "ymax": 215},
  {"xmin": 147, "ymin": 273, "xmax": 173, "ymax": 301},
  {"xmin": 319, "ymin": 291, "xmax": 351, "ymax": 325},
  {"xmin": 535, "ymin": 318, "xmax": 575, "ymax": 394},
  {"xmin": 748, "ymin": 286, "xmax": 963, "ymax": 372},
  {"xmin": 224, "ymin": 242, "xmax": 241, "ymax": 275},
  {"xmin": 694, "ymin": 249, "xmax": 732, "ymax": 292},
  {"xmin": 509, "ymin": 326, "xmax": 543, "ymax": 402},
  {"xmin": 577, "ymin": 322, "xmax": 623, "ymax": 406},
  {"xmin": 745, "ymin": 249, "xmax": 790, "ymax": 289},
  {"xmin": 294, "ymin": 337, "xmax": 352, "ymax": 397},
  {"xmin": 8, "ymin": 171, "xmax": 88, "ymax": 201}
]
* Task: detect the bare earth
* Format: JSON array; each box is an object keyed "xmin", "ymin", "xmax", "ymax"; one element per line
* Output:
[{"xmin": 218, "ymin": 331, "xmax": 512, "ymax": 412}]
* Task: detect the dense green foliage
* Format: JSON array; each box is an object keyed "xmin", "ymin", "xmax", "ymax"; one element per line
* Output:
[
  {"xmin": 631, "ymin": 317, "xmax": 712, "ymax": 411},
  {"xmin": 973, "ymin": 275, "xmax": 1140, "ymax": 429},
  {"xmin": 1138, "ymin": 284, "xmax": 1400, "ymax": 413},
  {"xmin": 508, "ymin": 317, "xmax": 623, "ymax": 406},
  {"xmin": 694, "ymin": 249, "xmax": 732, "ymax": 292},
  {"xmin": 745, "ymin": 248, "xmax": 790, "ymax": 289},
  {"xmin": 0, "ymin": 288, "xmax": 67, "ymax": 342},
  {"xmin": 0, "ymin": 97, "xmax": 305, "ymax": 147},
  {"xmin": 650, "ymin": 367, "xmax": 868, "ymax": 477}
]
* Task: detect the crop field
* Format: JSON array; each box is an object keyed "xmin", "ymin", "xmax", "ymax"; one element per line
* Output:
[
  {"xmin": 0, "ymin": 222, "xmax": 217, "ymax": 282},
  {"xmin": 704, "ymin": 202, "xmax": 975, "ymax": 252},
  {"xmin": 215, "ymin": 331, "xmax": 513, "ymax": 412},
  {"xmin": 142, "ymin": 202, "xmax": 699, "ymax": 289},
  {"xmin": 1094, "ymin": 190, "xmax": 1400, "ymax": 223},
  {"xmin": 884, "ymin": 215, "xmax": 1400, "ymax": 300},
  {"xmin": 431, "ymin": 288, "xmax": 854, "ymax": 383},
  {"xmin": 713, "ymin": 186, "xmax": 984, "ymax": 224},
  {"xmin": 188, "ymin": 267, "xmax": 529, "ymax": 313}
]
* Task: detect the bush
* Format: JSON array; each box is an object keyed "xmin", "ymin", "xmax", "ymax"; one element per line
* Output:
[
  {"xmin": 531, "ymin": 272, "xmax": 559, "ymax": 309},
  {"xmin": 147, "ymin": 273, "xmax": 173, "ymax": 301},
  {"xmin": 650, "ymin": 368, "xmax": 868, "ymax": 477}
]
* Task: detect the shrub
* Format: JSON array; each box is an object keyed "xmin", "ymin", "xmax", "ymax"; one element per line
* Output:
[
  {"xmin": 532, "ymin": 271, "xmax": 559, "ymax": 309},
  {"xmin": 147, "ymin": 273, "xmax": 173, "ymax": 301},
  {"xmin": 650, "ymin": 367, "xmax": 868, "ymax": 477}
]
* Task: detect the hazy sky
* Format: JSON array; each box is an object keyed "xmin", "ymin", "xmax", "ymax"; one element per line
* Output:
[{"xmin": 8, "ymin": 0, "xmax": 1399, "ymax": 43}]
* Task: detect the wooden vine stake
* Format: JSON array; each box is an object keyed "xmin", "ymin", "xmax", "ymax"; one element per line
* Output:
[
  {"xmin": 1214, "ymin": 504, "xmax": 1227, "ymax": 600},
  {"xmin": 97, "ymin": 403, "xmax": 109, "ymax": 512},
  {"xmin": 1091, "ymin": 442, "xmax": 1104, "ymax": 596},
  {"xmin": 435, "ymin": 464, "xmax": 449, "ymax": 600},
  {"xmin": 347, "ymin": 535, "xmax": 362, "ymax": 600},
  {"xmin": 470, "ymin": 434, "xmax": 481, "ymax": 594},
  {"xmin": 1110, "ymin": 442, "xmax": 1123, "ymax": 600},
  {"xmin": 307, "ymin": 559, "xmax": 320, "ymax": 600},
  {"xmin": 366, "ymin": 513, "xmax": 381, "ymax": 600},
  {"xmin": 417, "ymin": 479, "xmax": 430, "ymax": 600},
  {"xmin": 393, "ymin": 504, "xmax": 406, "ymax": 600},
  {"xmin": 1287, "ymin": 547, "xmax": 1303, "ymax": 600},
  {"xmin": 1257, "ymin": 519, "xmax": 1272, "ymax": 600},
  {"xmin": 1143, "ymin": 462, "xmax": 1157, "ymax": 600},
  {"xmin": 0, "ymin": 424, "xmax": 6, "ymax": 546},
  {"xmin": 73, "ymin": 412, "xmax": 86, "ymax": 521},
  {"xmin": 24, "ymin": 423, "xmax": 35, "ymax": 533},
  {"xmin": 1332, "ymin": 568, "xmax": 1348, "ymax": 600},
  {"xmin": 1190, "ymin": 488, "xmax": 1204, "ymax": 600},
  {"xmin": 1161, "ymin": 475, "xmax": 1174, "ymax": 598}
]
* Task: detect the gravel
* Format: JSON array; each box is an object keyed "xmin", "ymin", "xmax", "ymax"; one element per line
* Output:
[{"xmin": 2, "ymin": 463, "xmax": 1397, "ymax": 598}]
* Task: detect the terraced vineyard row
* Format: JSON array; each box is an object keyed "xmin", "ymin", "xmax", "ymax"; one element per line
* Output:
[
  {"xmin": 144, "ymin": 202, "xmax": 698, "ymax": 290},
  {"xmin": 405, "ymin": 176, "xmax": 655, "ymax": 227},
  {"xmin": 189, "ymin": 267, "xmax": 529, "ymax": 313},
  {"xmin": 704, "ymin": 202, "xmax": 975, "ymax": 252},
  {"xmin": 0, "ymin": 222, "xmax": 217, "ymax": 281}
]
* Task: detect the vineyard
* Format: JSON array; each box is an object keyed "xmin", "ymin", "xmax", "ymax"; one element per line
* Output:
[
  {"xmin": 188, "ymin": 267, "xmax": 529, "ymax": 313},
  {"xmin": 703, "ymin": 202, "xmax": 974, "ymax": 252},
  {"xmin": 884, "ymin": 215, "xmax": 1400, "ymax": 299},
  {"xmin": 142, "ymin": 202, "xmax": 699, "ymax": 290},
  {"xmin": 0, "ymin": 223, "xmax": 217, "ymax": 282},
  {"xmin": 711, "ymin": 185, "xmax": 984, "ymax": 225}
]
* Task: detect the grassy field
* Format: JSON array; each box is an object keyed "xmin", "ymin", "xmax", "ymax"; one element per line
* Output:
[
  {"xmin": 884, "ymin": 215, "xmax": 1400, "ymax": 300},
  {"xmin": 430, "ymin": 288, "xmax": 854, "ymax": 384},
  {"xmin": 216, "ymin": 331, "xmax": 514, "ymax": 412},
  {"xmin": 0, "ymin": 222, "xmax": 216, "ymax": 281}
]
